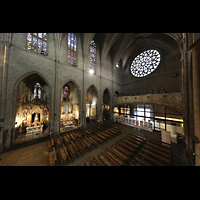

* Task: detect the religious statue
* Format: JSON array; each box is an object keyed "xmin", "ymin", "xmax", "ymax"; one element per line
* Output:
[{"xmin": 34, "ymin": 113, "xmax": 39, "ymax": 122}]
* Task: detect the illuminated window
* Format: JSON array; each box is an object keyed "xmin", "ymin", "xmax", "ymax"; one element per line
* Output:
[
  {"xmin": 27, "ymin": 33, "xmax": 47, "ymax": 55},
  {"xmin": 130, "ymin": 49, "xmax": 161, "ymax": 77},
  {"xmin": 67, "ymin": 33, "xmax": 77, "ymax": 65},
  {"xmin": 90, "ymin": 40, "xmax": 96, "ymax": 72},
  {"xmin": 34, "ymin": 83, "xmax": 42, "ymax": 99}
]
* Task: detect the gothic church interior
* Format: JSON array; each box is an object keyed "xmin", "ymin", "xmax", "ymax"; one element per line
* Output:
[{"xmin": 0, "ymin": 33, "xmax": 199, "ymax": 166}]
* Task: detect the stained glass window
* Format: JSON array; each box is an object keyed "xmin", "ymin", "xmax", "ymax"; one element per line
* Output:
[
  {"xmin": 130, "ymin": 49, "xmax": 161, "ymax": 77},
  {"xmin": 34, "ymin": 82, "xmax": 42, "ymax": 99},
  {"xmin": 90, "ymin": 40, "xmax": 96, "ymax": 72},
  {"xmin": 27, "ymin": 33, "xmax": 47, "ymax": 55},
  {"xmin": 67, "ymin": 33, "xmax": 77, "ymax": 65}
]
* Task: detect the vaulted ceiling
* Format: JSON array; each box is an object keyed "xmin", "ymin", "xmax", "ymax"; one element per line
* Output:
[{"xmin": 54, "ymin": 33, "xmax": 184, "ymax": 72}]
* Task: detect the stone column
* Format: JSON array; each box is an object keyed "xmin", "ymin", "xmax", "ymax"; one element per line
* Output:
[
  {"xmin": 192, "ymin": 41, "xmax": 200, "ymax": 165},
  {"xmin": 0, "ymin": 39, "xmax": 11, "ymax": 150}
]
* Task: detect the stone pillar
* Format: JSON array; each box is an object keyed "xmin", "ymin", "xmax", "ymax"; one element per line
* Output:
[
  {"xmin": 0, "ymin": 39, "xmax": 11, "ymax": 150},
  {"xmin": 192, "ymin": 41, "xmax": 200, "ymax": 165}
]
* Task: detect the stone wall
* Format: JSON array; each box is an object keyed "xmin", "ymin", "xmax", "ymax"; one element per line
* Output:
[
  {"xmin": 113, "ymin": 92, "xmax": 185, "ymax": 113},
  {"xmin": 0, "ymin": 33, "xmax": 119, "ymax": 150}
]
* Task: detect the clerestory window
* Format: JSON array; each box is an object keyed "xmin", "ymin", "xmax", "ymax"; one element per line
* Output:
[{"xmin": 27, "ymin": 33, "xmax": 47, "ymax": 55}]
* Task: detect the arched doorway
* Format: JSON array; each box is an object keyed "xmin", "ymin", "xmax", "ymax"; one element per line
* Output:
[
  {"xmin": 14, "ymin": 73, "xmax": 50, "ymax": 145},
  {"xmin": 102, "ymin": 88, "xmax": 110, "ymax": 121},
  {"xmin": 86, "ymin": 85, "xmax": 98, "ymax": 123},
  {"xmin": 60, "ymin": 81, "xmax": 80, "ymax": 132}
]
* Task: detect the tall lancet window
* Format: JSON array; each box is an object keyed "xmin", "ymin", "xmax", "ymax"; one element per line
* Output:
[
  {"xmin": 67, "ymin": 33, "xmax": 77, "ymax": 65},
  {"xmin": 90, "ymin": 40, "xmax": 96, "ymax": 74},
  {"xmin": 27, "ymin": 33, "xmax": 47, "ymax": 55},
  {"xmin": 34, "ymin": 82, "xmax": 42, "ymax": 99}
]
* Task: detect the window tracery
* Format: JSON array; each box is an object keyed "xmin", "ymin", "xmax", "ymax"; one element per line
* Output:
[
  {"xmin": 34, "ymin": 82, "xmax": 42, "ymax": 99},
  {"xmin": 130, "ymin": 49, "xmax": 161, "ymax": 77},
  {"xmin": 27, "ymin": 33, "xmax": 47, "ymax": 55},
  {"xmin": 67, "ymin": 33, "xmax": 77, "ymax": 65},
  {"xmin": 90, "ymin": 40, "xmax": 96, "ymax": 72}
]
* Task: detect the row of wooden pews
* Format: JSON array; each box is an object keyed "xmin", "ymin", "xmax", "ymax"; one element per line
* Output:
[
  {"xmin": 84, "ymin": 132, "xmax": 172, "ymax": 166},
  {"xmin": 131, "ymin": 138, "xmax": 172, "ymax": 166},
  {"xmin": 85, "ymin": 132, "xmax": 147, "ymax": 166},
  {"xmin": 48, "ymin": 123, "xmax": 121, "ymax": 166}
]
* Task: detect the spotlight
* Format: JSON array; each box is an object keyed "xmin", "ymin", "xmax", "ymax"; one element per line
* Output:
[{"xmin": 89, "ymin": 69, "xmax": 94, "ymax": 74}]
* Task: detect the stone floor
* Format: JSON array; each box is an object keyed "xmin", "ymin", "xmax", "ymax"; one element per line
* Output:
[{"xmin": 0, "ymin": 124, "xmax": 188, "ymax": 166}]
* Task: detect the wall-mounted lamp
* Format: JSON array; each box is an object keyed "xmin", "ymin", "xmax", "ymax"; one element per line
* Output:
[{"xmin": 89, "ymin": 69, "xmax": 94, "ymax": 74}]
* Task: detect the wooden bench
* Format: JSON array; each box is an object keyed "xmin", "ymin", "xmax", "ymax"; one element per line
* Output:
[
  {"xmin": 58, "ymin": 146, "xmax": 67, "ymax": 165},
  {"xmin": 144, "ymin": 144, "xmax": 171, "ymax": 160},
  {"xmin": 114, "ymin": 144, "xmax": 133, "ymax": 157},
  {"xmin": 56, "ymin": 137, "xmax": 62, "ymax": 147},
  {"xmin": 138, "ymin": 152, "xmax": 166, "ymax": 166},
  {"xmin": 74, "ymin": 140, "xmax": 85, "ymax": 154},
  {"xmin": 125, "ymin": 136, "xmax": 143, "ymax": 146},
  {"xmin": 98, "ymin": 152, "xmax": 114, "ymax": 166},
  {"xmin": 90, "ymin": 157, "xmax": 104, "ymax": 166},
  {"xmin": 133, "ymin": 157, "xmax": 153, "ymax": 166},
  {"xmin": 67, "ymin": 143, "xmax": 77, "ymax": 159},
  {"xmin": 82, "ymin": 138, "xmax": 93, "ymax": 150},
  {"xmin": 147, "ymin": 142, "xmax": 171, "ymax": 155},
  {"xmin": 122, "ymin": 138, "xmax": 140, "ymax": 149},
  {"xmin": 149, "ymin": 138, "xmax": 171, "ymax": 150},
  {"xmin": 63, "ymin": 135, "xmax": 70, "ymax": 145},
  {"xmin": 49, "ymin": 147, "xmax": 57, "ymax": 166},
  {"xmin": 87, "ymin": 136, "xmax": 98, "ymax": 146},
  {"xmin": 117, "ymin": 140, "xmax": 136, "ymax": 153},
  {"xmin": 49, "ymin": 151, "xmax": 56, "ymax": 166},
  {"xmin": 127, "ymin": 134, "xmax": 145, "ymax": 143},
  {"xmin": 141, "ymin": 149, "xmax": 170, "ymax": 165},
  {"xmin": 91, "ymin": 134, "xmax": 103, "ymax": 144},
  {"xmin": 110, "ymin": 145, "xmax": 129, "ymax": 162},
  {"xmin": 105, "ymin": 148, "xmax": 125, "ymax": 166}
]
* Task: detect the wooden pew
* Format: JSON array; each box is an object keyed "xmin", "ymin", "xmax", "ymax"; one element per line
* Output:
[
  {"xmin": 82, "ymin": 137, "xmax": 93, "ymax": 150},
  {"xmin": 70, "ymin": 140, "xmax": 80, "ymax": 156},
  {"xmin": 49, "ymin": 147, "xmax": 57, "ymax": 166},
  {"xmin": 122, "ymin": 138, "xmax": 140, "ymax": 149},
  {"xmin": 87, "ymin": 136, "xmax": 98, "ymax": 147},
  {"xmin": 62, "ymin": 143, "xmax": 71, "ymax": 162},
  {"xmin": 133, "ymin": 157, "xmax": 153, "ymax": 166},
  {"xmin": 98, "ymin": 152, "xmax": 114, "ymax": 166},
  {"xmin": 49, "ymin": 151, "xmax": 56, "ymax": 166},
  {"xmin": 90, "ymin": 157, "xmax": 104, "ymax": 166},
  {"xmin": 138, "ymin": 152, "xmax": 166, "ymax": 166},
  {"xmin": 58, "ymin": 146, "xmax": 67, "ymax": 165},
  {"xmin": 114, "ymin": 143, "xmax": 133, "ymax": 157},
  {"xmin": 141, "ymin": 148, "xmax": 170, "ymax": 165},
  {"xmin": 125, "ymin": 136, "xmax": 144, "ymax": 147},
  {"xmin": 144, "ymin": 144, "xmax": 171, "ymax": 160},
  {"xmin": 117, "ymin": 140, "xmax": 137, "ymax": 153},
  {"xmin": 63, "ymin": 135, "xmax": 70, "ymax": 145},
  {"xmin": 91, "ymin": 134, "xmax": 103, "ymax": 144},
  {"xmin": 127, "ymin": 134, "xmax": 145, "ymax": 143},
  {"xmin": 48, "ymin": 140, "xmax": 53, "ymax": 152},
  {"xmin": 67, "ymin": 143, "xmax": 77, "ymax": 159},
  {"xmin": 149, "ymin": 138, "xmax": 171, "ymax": 150},
  {"xmin": 110, "ymin": 145, "xmax": 129, "ymax": 162},
  {"xmin": 74, "ymin": 140, "xmax": 85, "ymax": 155},
  {"xmin": 146, "ymin": 142, "xmax": 171, "ymax": 155},
  {"xmin": 105, "ymin": 148, "xmax": 125, "ymax": 166},
  {"xmin": 96, "ymin": 133, "xmax": 107, "ymax": 141}
]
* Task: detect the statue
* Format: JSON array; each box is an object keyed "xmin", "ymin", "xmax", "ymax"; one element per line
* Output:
[{"xmin": 35, "ymin": 113, "xmax": 39, "ymax": 122}]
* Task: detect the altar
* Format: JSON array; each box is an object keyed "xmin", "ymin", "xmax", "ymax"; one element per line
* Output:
[{"xmin": 26, "ymin": 124, "xmax": 43, "ymax": 134}]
